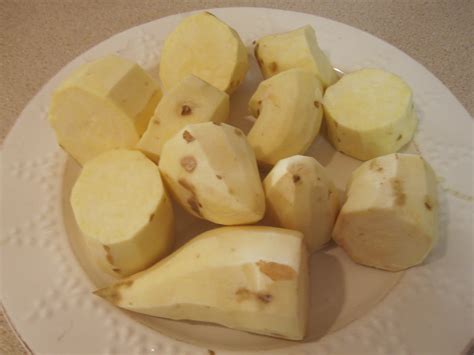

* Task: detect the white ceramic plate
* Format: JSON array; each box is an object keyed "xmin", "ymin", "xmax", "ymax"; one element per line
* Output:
[{"xmin": 1, "ymin": 7, "xmax": 473, "ymax": 355}]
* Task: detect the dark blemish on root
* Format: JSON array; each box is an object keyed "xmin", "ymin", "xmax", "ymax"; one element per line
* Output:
[
  {"xmin": 397, "ymin": 134, "xmax": 403, "ymax": 141},
  {"xmin": 103, "ymin": 245, "xmax": 114, "ymax": 265},
  {"xmin": 188, "ymin": 196, "xmax": 202, "ymax": 216},
  {"xmin": 112, "ymin": 268, "xmax": 121, "ymax": 273},
  {"xmin": 208, "ymin": 350, "xmax": 216, "ymax": 355},
  {"xmin": 252, "ymin": 40, "xmax": 256, "ymax": 45},
  {"xmin": 269, "ymin": 62, "xmax": 278, "ymax": 73},
  {"xmin": 180, "ymin": 156, "xmax": 197, "ymax": 172},
  {"xmin": 149, "ymin": 213, "xmax": 155, "ymax": 222},
  {"xmin": 153, "ymin": 119, "xmax": 160, "ymax": 125},
  {"xmin": 181, "ymin": 105, "xmax": 192, "ymax": 116},
  {"xmin": 216, "ymin": 174, "xmax": 222, "ymax": 180},
  {"xmin": 213, "ymin": 122, "xmax": 222, "ymax": 126},
  {"xmin": 391, "ymin": 178, "xmax": 406, "ymax": 206},
  {"xmin": 293, "ymin": 174, "xmax": 301, "ymax": 184},
  {"xmin": 235, "ymin": 288, "xmax": 273, "ymax": 304},
  {"xmin": 182, "ymin": 130, "xmax": 195, "ymax": 143},
  {"xmin": 424, "ymin": 196, "xmax": 434, "ymax": 210},
  {"xmin": 314, "ymin": 101, "xmax": 320, "ymax": 109}
]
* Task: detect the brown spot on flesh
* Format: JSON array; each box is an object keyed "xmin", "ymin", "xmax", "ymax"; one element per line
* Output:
[
  {"xmin": 234, "ymin": 128, "xmax": 243, "ymax": 136},
  {"xmin": 112, "ymin": 268, "xmax": 121, "ymax": 273},
  {"xmin": 252, "ymin": 40, "xmax": 256, "ymax": 45},
  {"xmin": 391, "ymin": 178, "xmax": 406, "ymax": 205},
  {"xmin": 93, "ymin": 279, "xmax": 134, "ymax": 304},
  {"xmin": 397, "ymin": 134, "xmax": 403, "ymax": 141},
  {"xmin": 212, "ymin": 122, "xmax": 222, "ymax": 126},
  {"xmin": 216, "ymin": 174, "xmax": 223, "ymax": 180},
  {"xmin": 182, "ymin": 130, "xmax": 195, "ymax": 143},
  {"xmin": 149, "ymin": 213, "xmax": 155, "ymax": 222},
  {"xmin": 293, "ymin": 174, "xmax": 301, "ymax": 184},
  {"xmin": 424, "ymin": 196, "xmax": 434, "ymax": 210},
  {"xmin": 180, "ymin": 156, "xmax": 197, "ymax": 172},
  {"xmin": 256, "ymin": 260, "xmax": 296, "ymax": 281},
  {"xmin": 103, "ymin": 245, "xmax": 114, "ymax": 265},
  {"xmin": 257, "ymin": 293, "xmax": 273, "ymax": 303},
  {"xmin": 314, "ymin": 101, "xmax": 321, "ymax": 108},
  {"xmin": 181, "ymin": 105, "xmax": 192, "ymax": 116},
  {"xmin": 235, "ymin": 288, "xmax": 273, "ymax": 304},
  {"xmin": 188, "ymin": 196, "xmax": 202, "ymax": 216},
  {"xmin": 269, "ymin": 62, "xmax": 278, "ymax": 73},
  {"xmin": 153, "ymin": 119, "xmax": 160, "ymax": 125},
  {"xmin": 208, "ymin": 350, "xmax": 216, "ymax": 355}
]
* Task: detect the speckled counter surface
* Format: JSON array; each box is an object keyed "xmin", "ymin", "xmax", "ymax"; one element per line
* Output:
[{"xmin": 1, "ymin": 0, "xmax": 472, "ymax": 353}]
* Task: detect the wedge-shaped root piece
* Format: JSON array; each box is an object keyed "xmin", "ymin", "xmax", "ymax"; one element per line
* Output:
[
  {"xmin": 159, "ymin": 12, "xmax": 248, "ymax": 94},
  {"xmin": 333, "ymin": 153, "xmax": 438, "ymax": 271},
  {"xmin": 264, "ymin": 155, "xmax": 340, "ymax": 253},
  {"xmin": 71, "ymin": 150, "xmax": 174, "ymax": 276},
  {"xmin": 49, "ymin": 55, "xmax": 162, "ymax": 165},
  {"xmin": 159, "ymin": 122, "xmax": 265, "ymax": 225},
  {"xmin": 247, "ymin": 68, "xmax": 324, "ymax": 165},
  {"xmin": 94, "ymin": 226, "xmax": 309, "ymax": 340},
  {"xmin": 254, "ymin": 25, "xmax": 338, "ymax": 88},
  {"xmin": 323, "ymin": 68, "xmax": 418, "ymax": 161},
  {"xmin": 137, "ymin": 75, "xmax": 229, "ymax": 162}
]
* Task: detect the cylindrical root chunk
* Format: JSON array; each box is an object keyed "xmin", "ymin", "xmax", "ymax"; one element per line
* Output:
[
  {"xmin": 333, "ymin": 153, "xmax": 438, "ymax": 271},
  {"xmin": 264, "ymin": 155, "xmax": 340, "ymax": 253},
  {"xmin": 159, "ymin": 122, "xmax": 265, "ymax": 225},
  {"xmin": 247, "ymin": 68, "xmax": 324, "ymax": 165},
  {"xmin": 71, "ymin": 150, "xmax": 174, "ymax": 277},
  {"xmin": 94, "ymin": 226, "xmax": 309, "ymax": 340},
  {"xmin": 137, "ymin": 75, "xmax": 229, "ymax": 162},
  {"xmin": 49, "ymin": 55, "xmax": 162, "ymax": 165},
  {"xmin": 254, "ymin": 26, "xmax": 339, "ymax": 88},
  {"xmin": 323, "ymin": 68, "xmax": 418, "ymax": 161},
  {"xmin": 159, "ymin": 12, "xmax": 248, "ymax": 94}
]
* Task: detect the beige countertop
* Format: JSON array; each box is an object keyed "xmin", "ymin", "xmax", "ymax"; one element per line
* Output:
[{"xmin": 1, "ymin": 0, "xmax": 472, "ymax": 353}]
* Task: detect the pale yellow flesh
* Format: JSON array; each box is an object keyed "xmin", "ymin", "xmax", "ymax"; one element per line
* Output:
[
  {"xmin": 264, "ymin": 155, "xmax": 340, "ymax": 253},
  {"xmin": 333, "ymin": 153, "xmax": 438, "ymax": 271},
  {"xmin": 49, "ymin": 55, "xmax": 162, "ymax": 165},
  {"xmin": 247, "ymin": 68, "xmax": 324, "ymax": 165},
  {"xmin": 255, "ymin": 26, "xmax": 338, "ymax": 88},
  {"xmin": 137, "ymin": 75, "xmax": 229, "ymax": 162},
  {"xmin": 323, "ymin": 68, "xmax": 417, "ymax": 161},
  {"xmin": 71, "ymin": 150, "xmax": 174, "ymax": 276},
  {"xmin": 159, "ymin": 12, "xmax": 248, "ymax": 94},
  {"xmin": 94, "ymin": 226, "xmax": 309, "ymax": 340},
  {"xmin": 158, "ymin": 122, "xmax": 265, "ymax": 225}
]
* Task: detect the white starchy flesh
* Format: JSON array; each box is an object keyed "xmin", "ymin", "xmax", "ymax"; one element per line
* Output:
[
  {"xmin": 159, "ymin": 12, "xmax": 248, "ymax": 94},
  {"xmin": 71, "ymin": 150, "xmax": 174, "ymax": 277},
  {"xmin": 254, "ymin": 26, "xmax": 338, "ymax": 88},
  {"xmin": 264, "ymin": 155, "xmax": 340, "ymax": 253},
  {"xmin": 323, "ymin": 68, "xmax": 418, "ymax": 161},
  {"xmin": 333, "ymin": 153, "xmax": 438, "ymax": 271},
  {"xmin": 247, "ymin": 68, "xmax": 324, "ymax": 165},
  {"xmin": 94, "ymin": 226, "xmax": 309, "ymax": 340},
  {"xmin": 137, "ymin": 75, "xmax": 229, "ymax": 162},
  {"xmin": 49, "ymin": 55, "xmax": 162, "ymax": 165},
  {"xmin": 159, "ymin": 122, "xmax": 265, "ymax": 225}
]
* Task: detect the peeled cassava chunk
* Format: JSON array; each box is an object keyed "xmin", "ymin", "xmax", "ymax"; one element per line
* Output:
[
  {"xmin": 333, "ymin": 153, "xmax": 438, "ymax": 271},
  {"xmin": 159, "ymin": 122, "xmax": 265, "ymax": 224},
  {"xmin": 159, "ymin": 12, "xmax": 248, "ymax": 94},
  {"xmin": 71, "ymin": 150, "xmax": 174, "ymax": 276},
  {"xmin": 254, "ymin": 25, "xmax": 338, "ymax": 88},
  {"xmin": 323, "ymin": 68, "xmax": 418, "ymax": 161},
  {"xmin": 247, "ymin": 68, "xmax": 324, "ymax": 165},
  {"xmin": 264, "ymin": 155, "xmax": 340, "ymax": 253},
  {"xmin": 94, "ymin": 226, "xmax": 309, "ymax": 340},
  {"xmin": 49, "ymin": 55, "xmax": 161, "ymax": 165},
  {"xmin": 137, "ymin": 75, "xmax": 229, "ymax": 162}
]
